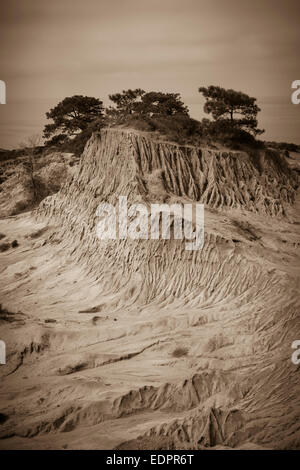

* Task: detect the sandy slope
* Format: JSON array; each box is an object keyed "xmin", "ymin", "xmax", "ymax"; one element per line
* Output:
[{"xmin": 0, "ymin": 129, "xmax": 299, "ymax": 449}]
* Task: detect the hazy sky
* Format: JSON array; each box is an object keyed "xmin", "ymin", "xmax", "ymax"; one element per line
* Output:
[{"xmin": 0, "ymin": 0, "xmax": 299, "ymax": 148}]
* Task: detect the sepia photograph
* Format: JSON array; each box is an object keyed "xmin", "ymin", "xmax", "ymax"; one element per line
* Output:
[{"xmin": 0, "ymin": 0, "xmax": 299, "ymax": 457}]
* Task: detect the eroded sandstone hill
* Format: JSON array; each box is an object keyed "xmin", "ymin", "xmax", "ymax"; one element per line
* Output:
[
  {"xmin": 37, "ymin": 128, "xmax": 298, "ymax": 311},
  {"xmin": 0, "ymin": 128, "xmax": 299, "ymax": 449}
]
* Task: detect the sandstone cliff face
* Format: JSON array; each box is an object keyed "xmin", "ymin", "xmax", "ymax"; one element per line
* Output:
[
  {"xmin": 37, "ymin": 129, "xmax": 298, "ymax": 312},
  {"xmin": 40, "ymin": 128, "xmax": 297, "ymax": 219},
  {"xmin": 0, "ymin": 129, "xmax": 299, "ymax": 450}
]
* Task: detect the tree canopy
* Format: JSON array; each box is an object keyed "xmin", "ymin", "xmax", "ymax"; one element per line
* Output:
[
  {"xmin": 43, "ymin": 95, "xmax": 105, "ymax": 142},
  {"xmin": 108, "ymin": 89, "xmax": 145, "ymax": 117},
  {"xmin": 107, "ymin": 89, "xmax": 189, "ymax": 121},
  {"xmin": 43, "ymin": 86, "xmax": 266, "ymax": 154},
  {"xmin": 137, "ymin": 91, "xmax": 189, "ymax": 117},
  {"xmin": 199, "ymin": 85, "xmax": 264, "ymax": 136}
]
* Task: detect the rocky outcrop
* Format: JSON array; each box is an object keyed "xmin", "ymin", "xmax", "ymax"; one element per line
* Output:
[
  {"xmin": 36, "ymin": 129, "xmax": 299, "ymax": 312},
  {"xmin": 40, "ymin": 128, "xmax": 297, "ymax": 219}
]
